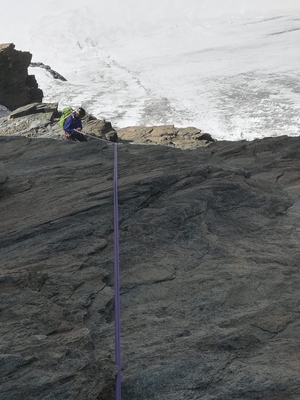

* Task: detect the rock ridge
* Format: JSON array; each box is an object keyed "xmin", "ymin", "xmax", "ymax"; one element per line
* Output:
[{"xmin": 0, "ymin": 102, "xmax": 214, "ymax": 149}]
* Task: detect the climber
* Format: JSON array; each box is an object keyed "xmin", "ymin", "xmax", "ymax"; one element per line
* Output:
[{"xmin": 64, "ymin": 107, "xmax": 87, "ymax": 141}]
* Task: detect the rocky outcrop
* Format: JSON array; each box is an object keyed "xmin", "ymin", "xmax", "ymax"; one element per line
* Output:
[
  {"xmin": 117, "ymin": 124, "xmax": 214, "ymax": 148},
  {"xmin": 0, "ymin": 133, "xmax": 300, "ymax": 399},
  {"xmin": 0, "ymin": 102, "xmax": 60, "ymax": 139},
  {"xmin": 83, "ymin": 116, "xmax": 118, "ymax": 142},
  {"xmin": 30, "ymin": 62, "xmax": 67, "ymax": 81},
  {"xmin": 0, "ymin": 43, "xmax": 43, "ymax": 111},
  {"xmin": 0, "ymin": 103, "xmax": 213, "ymax": 148},
  {"xmin": 0, "ymin": 103, "xmax": 214, "ymax": 149},
  {"xmin": 0, "ymin": 103, "xmax": 118, "ymax": 142}
]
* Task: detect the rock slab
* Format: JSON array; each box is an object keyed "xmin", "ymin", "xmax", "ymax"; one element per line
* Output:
[{"xmin": 0, "ymin": 135, "xmax": 300, "ymax": 399}]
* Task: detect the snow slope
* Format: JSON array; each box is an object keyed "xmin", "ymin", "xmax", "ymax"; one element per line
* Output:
[{"xmin": 1, "ymin": 0, "xmax": 300, "ymax": 140}]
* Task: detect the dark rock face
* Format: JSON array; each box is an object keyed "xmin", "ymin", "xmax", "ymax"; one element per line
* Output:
[
  {"xmin": 0, "ymin": 43, "xmax": 43, "ymax": 110},
  {"xmin": 0, "ymin": 134, "xmax": 300, "ymax": 399}
]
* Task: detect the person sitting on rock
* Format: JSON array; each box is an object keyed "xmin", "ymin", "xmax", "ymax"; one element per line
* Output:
[{"xmin": 64, "ymin": 107, "xmax": 87, "ymax": 141}]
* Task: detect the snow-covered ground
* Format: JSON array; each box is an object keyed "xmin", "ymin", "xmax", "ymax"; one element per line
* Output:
[{"xmin": 1, "ymin": 0, "xmax": 300, "ymax": 140}]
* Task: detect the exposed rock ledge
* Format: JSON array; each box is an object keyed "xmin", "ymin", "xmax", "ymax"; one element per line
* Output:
[
  {"xmin": 0, "ymin": 132, "xmax": 300, "ymax": 399},
  {"xmin": 0, "ymin": 102, "xmax": 214, "ymax": 149},
  {"xmin": 117, "ymin": 125, "xmax": 214, "ymax": 149},
  {"xmin": 0, "ymin": 103, "xmax": 118, "ymax": 142}
]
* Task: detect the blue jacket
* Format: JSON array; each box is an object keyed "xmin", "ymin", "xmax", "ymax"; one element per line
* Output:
[{"xmin": 64, "ymin": 113, "xmax": 83, "ymax": 134}]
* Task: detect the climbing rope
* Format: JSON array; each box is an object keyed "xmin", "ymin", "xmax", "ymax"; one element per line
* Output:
[{"xmin": 74, "ymin": 130, "xmax": 122, "ymax": 399}]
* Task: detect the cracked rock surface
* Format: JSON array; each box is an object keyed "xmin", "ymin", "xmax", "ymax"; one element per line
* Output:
[{"xmin": 0, "ymin": 135, "xmax": 300, "ymax": 399}]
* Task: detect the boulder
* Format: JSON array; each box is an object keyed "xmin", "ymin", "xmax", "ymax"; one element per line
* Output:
[
  {"xmin": 0, "ymin": 104, "xmax": 10, "ymax": 118},
  {"xmin": 82, "ymin": 118, "xmax": 118, "ymax": 142},
  {"xmin": 0, "ymin": 103, "xmax": 60, "ymax": 139},
  {"xmin": 9, "ymin": 102, "xmax": 58, "ymax": 119},
  {"xmin": 0, "ymin": 43, "xmax": 43, "ymax": 110}
]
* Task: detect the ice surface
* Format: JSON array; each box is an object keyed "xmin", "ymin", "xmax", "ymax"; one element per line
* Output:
[{"xmin": 1, "ymin": 0, "xmax": 300, "ymax": 140}]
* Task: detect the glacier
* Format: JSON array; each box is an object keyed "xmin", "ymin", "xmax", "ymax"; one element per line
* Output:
[{"xmin": 1, "ymin": 0, "xmax": 300, "ymax": 140}]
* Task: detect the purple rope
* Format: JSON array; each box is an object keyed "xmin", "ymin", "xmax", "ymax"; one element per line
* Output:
[
  {"xmin": 74, "ymin": 131, "xmax": 122, "ymax": 398},
  {"xmin": 113, "ymin": 143, "xmax": 122, "ymax": 400}
]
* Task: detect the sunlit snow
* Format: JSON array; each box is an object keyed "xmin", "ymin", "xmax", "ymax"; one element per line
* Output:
[{"xmin": 1, "ymin": 0, "xmax": 300, "ymax": 140}]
